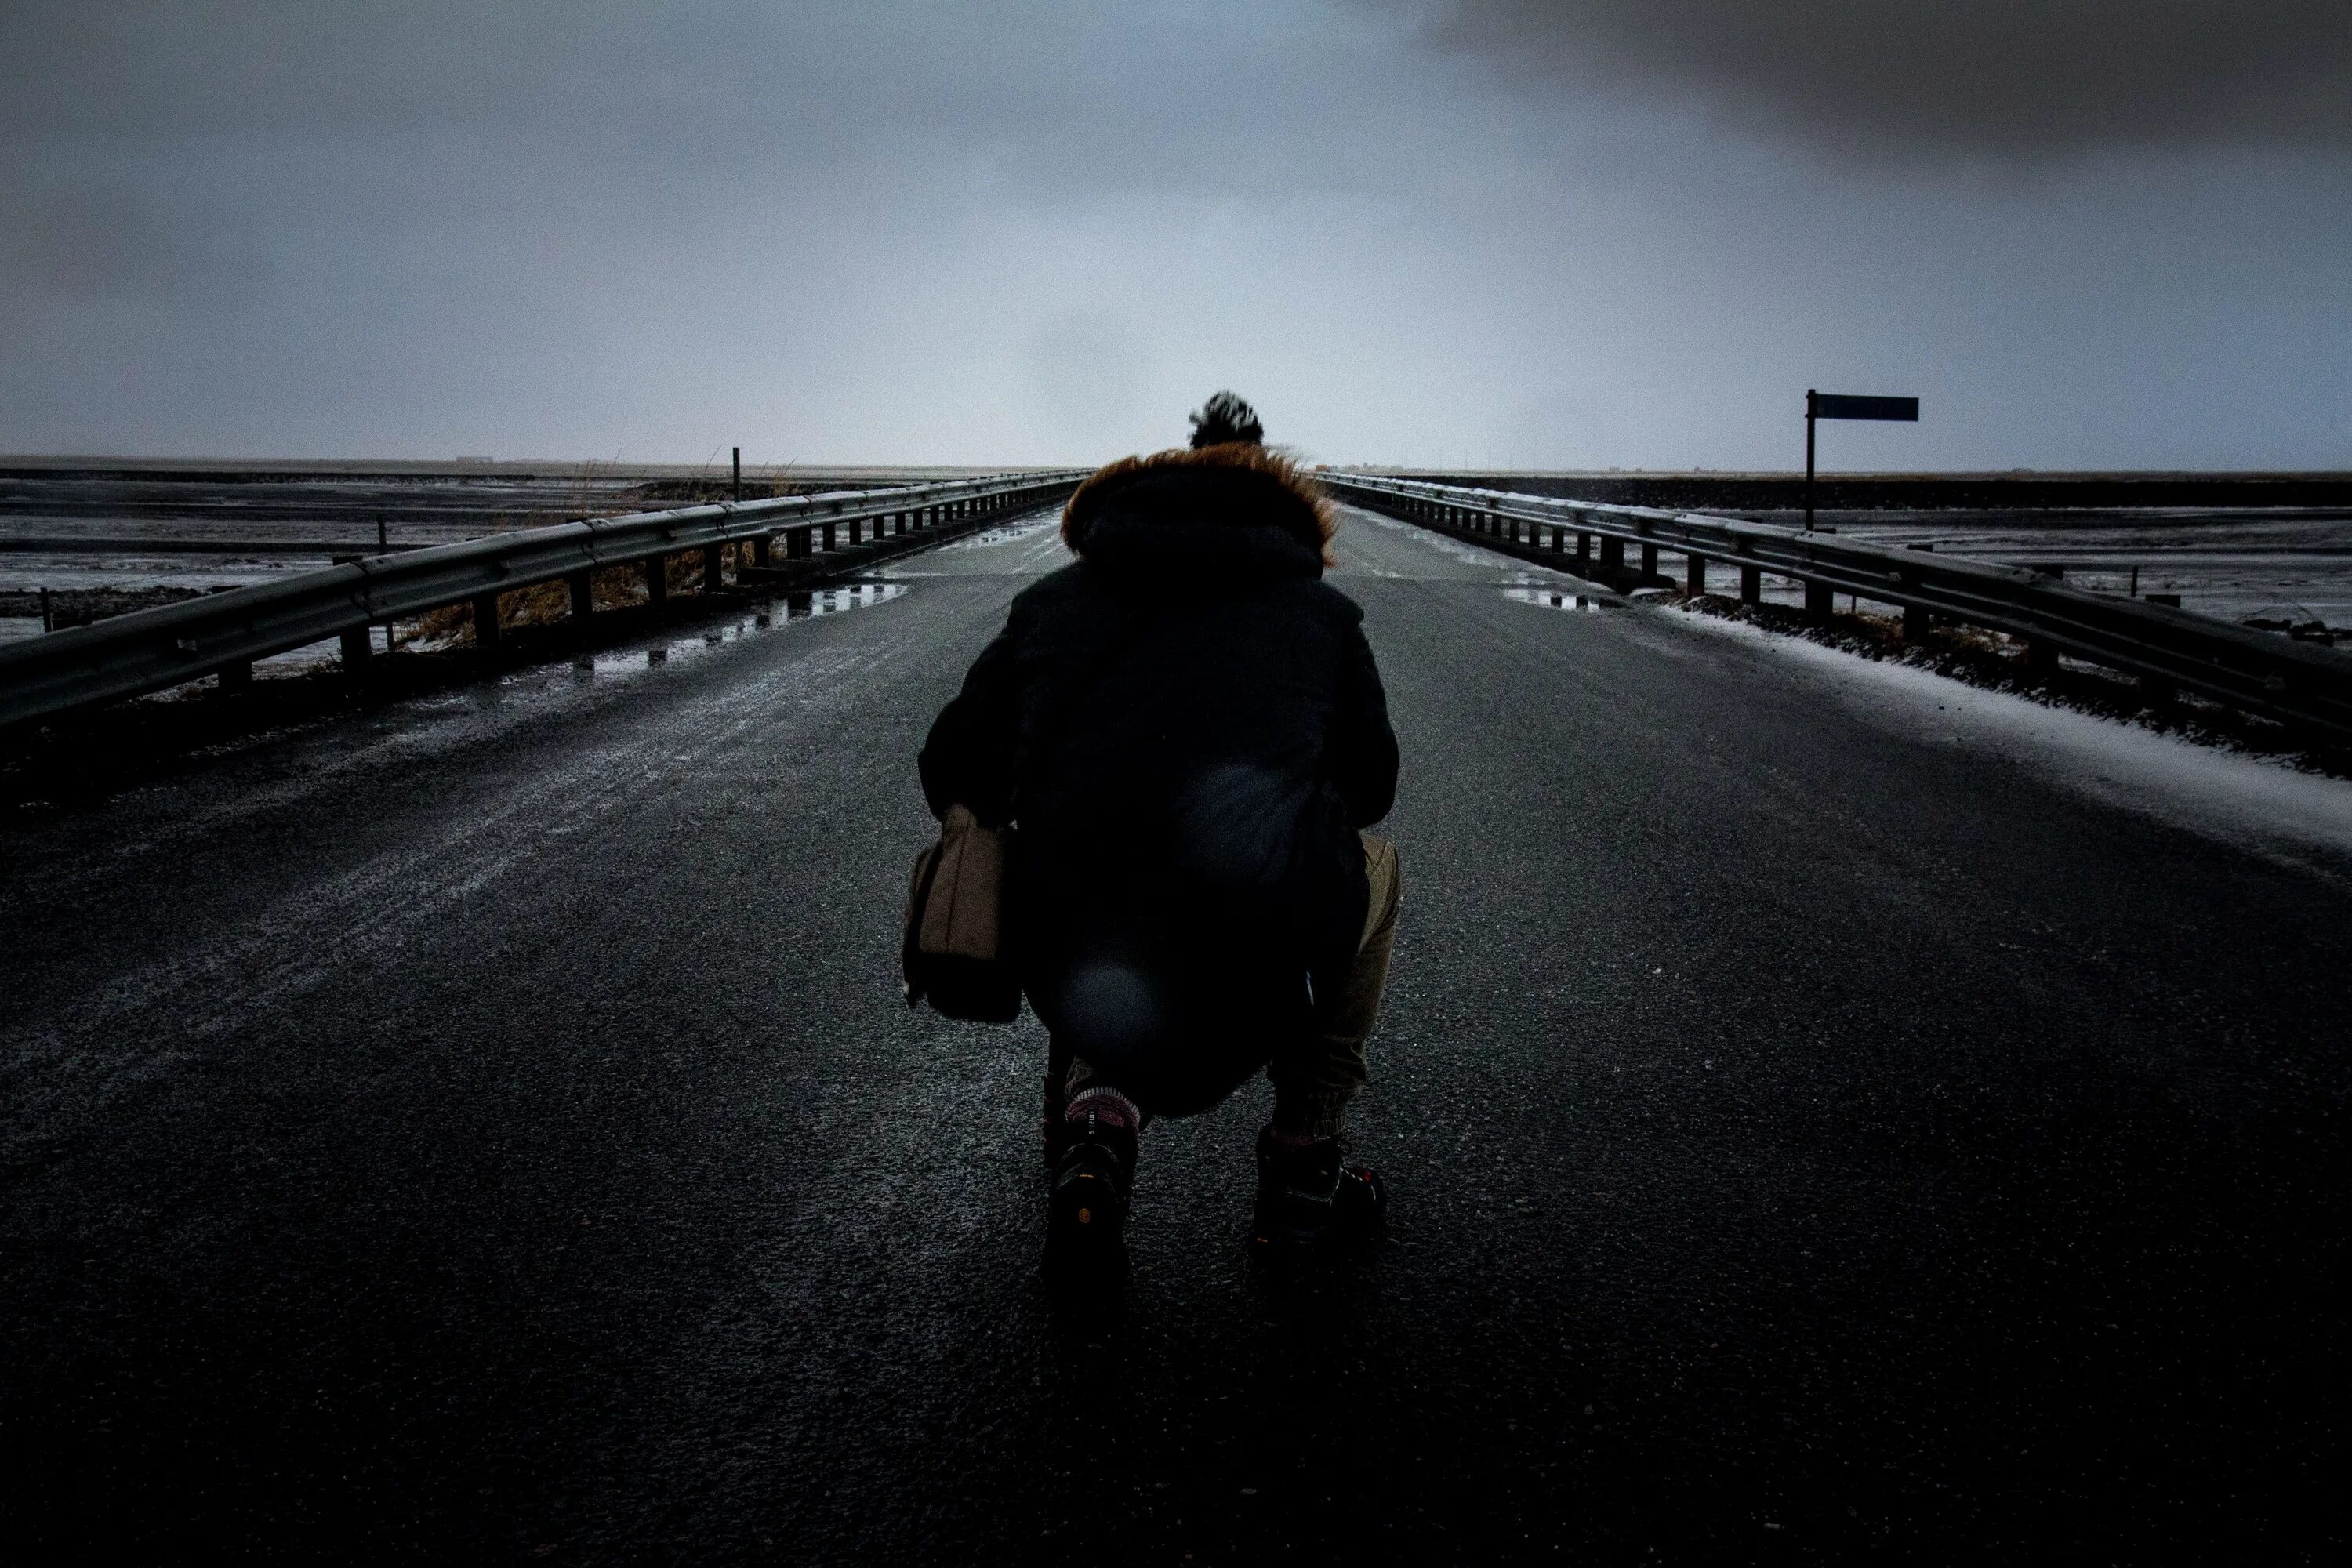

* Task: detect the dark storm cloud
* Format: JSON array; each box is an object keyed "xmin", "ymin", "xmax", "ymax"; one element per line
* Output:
[{"xmin": 1403, "ymin": 1, "xmax": 2352, "ymax": 158}]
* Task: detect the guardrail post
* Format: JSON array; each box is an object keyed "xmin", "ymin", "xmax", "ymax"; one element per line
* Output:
[
  {"xmin": 819, "ymin": 521, "xmax": 836, "ymax": 551},
  {"xmin": 644, "ymin": 557, "xmax": 669, "ymax": 605},
  {"xmin": 2024, "ymin": 637, "xmax": 2057, "ymax": 676},
  {"xmin": 1900, "ymin": 544, "xmax": 1934, "ymax": 638},
  {"xmin": 1685, "ymin": 554, "xmax": 1706, "ymax": 596},
  {"xmin": 568, "ymin": 571, "xmax": 593, "ymax": 619},
  {"xmin": 472, "ymin": 593, "xmax": 503, "ymax": 647},
  {"xmin": 1599, "ymin": 537, "xmax": 1624, "ymax": 573},
  {"xmin": 786, "ymin": 525, "xmax": 812, "ymax": 560},
  {"xmin": 849, "ymin": 518, "xmax": 864, "ymax": 545},
  {"xmin": 1740, "ymin": 565, "xmax": 1761, "ymax": 605},
  {"xmin": 340, "ymin": 626, "xmax": 372, "ymax": 669},
  {"xmin": 1549, "ymin": 526, "xmax": 1565, "ymax": 554},
  {"xmin": 1577, "ymin": 532, "xmax": 1592, "ymax": 565},
  {"xmin": 220, "ymin": 659, "xmax": 253, "ymax": 689},
  {"xmin": 1640, "ymin": 542, "xmax": 1658, "ymax": 577},
  {"xmin": 1803, "ymin": 580, "xmax": 1832, "ymax": 621},
  {"xmin": 702, "ymin": 543, "xmax": 724, "ymax": 591},
  {"xmin": 753, "ymin": 533, "xmax": 773, "ymax": 567}
]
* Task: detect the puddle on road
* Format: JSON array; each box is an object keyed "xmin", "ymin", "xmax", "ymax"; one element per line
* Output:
[
  {"xmin": 579, "ymin": 582, "xmax": 907, "ymax": 678},
  {"xmin": 1502, "ymin": 587, "xmax": 1612, "ymax": 612}
]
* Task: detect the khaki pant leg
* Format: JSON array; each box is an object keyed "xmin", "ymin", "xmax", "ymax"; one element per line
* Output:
[{"xmin": 1268, "ymin": 833, "xmax": 1401, "ymax": 1138}]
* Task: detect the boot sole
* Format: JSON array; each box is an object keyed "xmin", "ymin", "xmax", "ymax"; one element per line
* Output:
[{"xmin": 1047, "ymin": 1160, "xmax": 1129, "ymax": 1249}]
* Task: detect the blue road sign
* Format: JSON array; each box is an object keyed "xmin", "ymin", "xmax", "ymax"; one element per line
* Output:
[
  {"xmin": 1805, "ymin": 389, "xmax": 1921, "ymax": 528},
  {"xmin": 1810, "ymin": 394, "xmax": 1919, "ymax": 422}
]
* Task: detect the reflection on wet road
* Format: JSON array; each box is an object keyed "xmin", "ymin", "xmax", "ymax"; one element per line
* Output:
[
  {"xmin": 579, "ymin": 583, "xmax": 908, "ymax": 679},
  {"xmin": 1502, "ymin": 587, "xmax": 1612, "ymax": 612}
]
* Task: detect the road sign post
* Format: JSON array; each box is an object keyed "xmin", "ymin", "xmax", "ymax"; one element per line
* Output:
[{"xmin": 1806, "ymin": 390, "xmax": 1918, "ymax": 530}]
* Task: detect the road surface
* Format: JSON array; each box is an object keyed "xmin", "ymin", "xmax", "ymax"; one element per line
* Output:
[{"xmin": 3, "ymin": 504, "xmax": 2345, "ymax": 1560}]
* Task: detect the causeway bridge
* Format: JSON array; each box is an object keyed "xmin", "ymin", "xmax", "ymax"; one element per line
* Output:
[{"xmin": 2, "ymin": 477, "xmax": 2345, "ymax": 1559}]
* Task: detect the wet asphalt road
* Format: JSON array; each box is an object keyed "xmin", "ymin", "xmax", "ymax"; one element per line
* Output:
[{"xmin": 2, "ymin": 506, "xmax": 2347, "ymax": 1563}]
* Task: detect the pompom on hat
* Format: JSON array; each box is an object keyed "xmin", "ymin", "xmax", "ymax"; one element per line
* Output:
[{"xmin": 1187, "ymin": 390, "xmax": 1265, "ymax": 449}]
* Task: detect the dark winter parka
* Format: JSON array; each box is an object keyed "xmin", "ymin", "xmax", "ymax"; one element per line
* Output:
[{"xmin": 919, "ymin": 446, "xmax": 1399, "ymax": 1112}]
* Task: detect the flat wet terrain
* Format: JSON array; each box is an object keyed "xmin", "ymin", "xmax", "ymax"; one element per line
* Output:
[
  {"xmin": 9, "ymin": 467, "xmax": 2343, "ymax": 650},
  {"xmin": 0, "ymin": 464, "xmax": 1000, "ymax": 640},
  {"xmin": 2, "ymin": 505, "xmax": 2345, "ymax": 1559}
]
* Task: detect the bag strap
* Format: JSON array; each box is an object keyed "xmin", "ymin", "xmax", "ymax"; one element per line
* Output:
[{"xmin": 901, "ymin": 840, "xmax": 946, "ymax": 1006}]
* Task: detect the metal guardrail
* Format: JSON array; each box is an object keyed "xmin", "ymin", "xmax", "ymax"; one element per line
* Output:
[
  {"xmin": 0, "ymin": 537, "xmax": 439, "ymax": 555},
  {"xmin": 0, "ymin": 470, "xmax": 1084, "ymax": 728},
  {"xmin": 1323, "ymin": 472, "xmax": 2352, "ymax": 742}
]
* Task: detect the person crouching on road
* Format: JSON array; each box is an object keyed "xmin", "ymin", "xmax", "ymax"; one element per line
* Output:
[{"xmin": 919, "ymin": 392, "xmax": 1403, "ymax": 1258}]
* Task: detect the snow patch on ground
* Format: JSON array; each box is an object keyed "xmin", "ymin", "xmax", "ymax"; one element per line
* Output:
[{"xmin": 1668, "ymin": 607, "xmax": 2352, "ymax": 880}]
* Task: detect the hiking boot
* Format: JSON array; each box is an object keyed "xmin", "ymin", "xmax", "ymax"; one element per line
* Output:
[
  {"xmin": 1047, "ymin": 1090, "xmax": 1139, "ymax": 1250},
  {"xmin": 1253, "ymin": 1125, "xmax": 1385, "ymax": 1257}
]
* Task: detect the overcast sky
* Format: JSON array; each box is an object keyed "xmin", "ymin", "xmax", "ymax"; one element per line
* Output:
[{"xmin": 4, "ymin": 1, "xmax": 2347, "ymax": 470}]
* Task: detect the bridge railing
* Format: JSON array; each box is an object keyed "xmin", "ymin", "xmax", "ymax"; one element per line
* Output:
[
  {"xmin": 1322, "ymin": 471, "xmax": 2352, "ymax": 743},
  {"xmin": 0, "ymin": 470, "xmax": 1084, "ymax": 729}
]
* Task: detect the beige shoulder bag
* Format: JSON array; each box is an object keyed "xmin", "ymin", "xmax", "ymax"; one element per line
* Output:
[{"xmin": 902, "ymin": 804, "xmax": 1021, "ymax": 1022}]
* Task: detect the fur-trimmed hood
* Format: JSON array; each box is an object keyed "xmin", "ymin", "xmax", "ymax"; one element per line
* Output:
[{"xmin": 1061, "ymin": 444, "xmax": 1337, "ymax": 582}]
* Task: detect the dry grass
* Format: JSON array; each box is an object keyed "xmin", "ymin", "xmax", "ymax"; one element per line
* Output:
[
  {"xmin": 397, "ymin": 456, "xmax": 808, "ymax": 647},
  {"xmin": 399, "ymin": 546, "xmax": 761, "ymax": 648}
]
